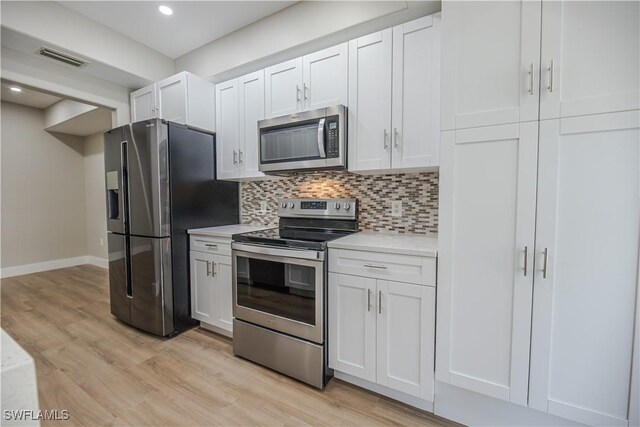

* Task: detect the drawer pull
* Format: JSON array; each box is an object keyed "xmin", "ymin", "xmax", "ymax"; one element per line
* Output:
[
  {"xmin": 363, "ymin": 263, "xmax": 387, "ymax": 269},
  {"xmin": 205, "ymin": 244, "xmax": 218, "ymax": 248}
]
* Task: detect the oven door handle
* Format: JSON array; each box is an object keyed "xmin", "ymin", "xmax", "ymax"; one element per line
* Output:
[
  {"xmin": 317, "ymin": 118, "xmax": 327, "ymax": 158},
  {"xmin": 232, "ymin": 242, "xmax": 325, "ymax": 261}
]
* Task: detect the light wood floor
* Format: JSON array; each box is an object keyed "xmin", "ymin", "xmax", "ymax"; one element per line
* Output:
[{"xmin": 1, "ymin": 265, "xmax": 459, "ymax": 427}]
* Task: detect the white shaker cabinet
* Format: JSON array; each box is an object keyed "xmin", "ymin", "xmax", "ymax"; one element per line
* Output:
[
  {"xmin": 265, "ymin": 43, "xmax": 349, "ymax": 118},
  {"xmin": 391, "ymin": 14, "xmax": 441, "ymax": 170},
  {"xmin": 215, "ymin": 78, "xmax": 240, "ymax": 180},
  {"xmin": 264, "ymin": 58, "xmax": 304, "ymax": 118},
  {"xmin": 215, "ymin": 72, "xmax": 268, "ymax": 181},
  {"xmin": 238, "ymin": 71, "xmax": 266, "ymax": 179},
  {"xmin": 130, "ymin": 71, "xmax": 215, "ymax": 132},
  {"xmin": 329, "ymin": 273, "xmax": 377, "ymax": 382},
  {"xmin": 539, "ymin": 1, "xmax": 640, "ymax": 120},
  {"xmin": 130, "ymin": 85, "xmax": 156, "ymax": 122},
  {"xmin": 329, "ymin": 245, "xmax": 437, "ymax": 405},
  {"xmin": 436, "ymin": 122, "xmax": 539, "ymax": 406},
  {"xmin": 528, "ymin": 111, "xmax": 640, "ymax": 426},
  {"xmin": 302, "ymin": 43, "xmax": 348, "ymax": 110},
  {"xmin": 440, "ymin": 1, "xmax": 542, "ymax": 130},
  {"xmin": 349, "ymin": 14, "xmax": 441, "ymax": 174},
  {"xmin": 348, "ymin": 29, "xmax": 393, "ymax": 172},
  {"xmin": 189, "ymin": 234, "xmax": 235, "ymax": 336}
]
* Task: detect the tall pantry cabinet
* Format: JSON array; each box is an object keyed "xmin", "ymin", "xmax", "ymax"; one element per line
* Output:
[{"xmin": 437, "ymin": 1, "xmax": 640, "ymax": 426}]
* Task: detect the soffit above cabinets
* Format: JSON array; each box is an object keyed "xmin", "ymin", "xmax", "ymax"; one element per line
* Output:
[{"xmin": 57, "ymin": 1, "xmax": 297, "ymax": 59}]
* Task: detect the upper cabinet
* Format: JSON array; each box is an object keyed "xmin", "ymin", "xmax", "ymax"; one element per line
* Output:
[
  {"xmin": 265, "ymin": 43, "xmax": 348, "ymax": 118},
  {"xmin": 441, "ymin": 1, "xmax": 542, "ymax": 130},
  {"xmin": 215, "ymin": 71, "xmax": 267, "ymax": 181},
  {"xmin": 130, "ymin": 71, "xmax": 215, "ymax": 132},
  {"xmin": 539, "ymin": 1, "xmax": 640, "ymax": 119},
  {"xmin": 442, "ymin": 0, "xmax": 640, "ymax": 130},
  {"xmin": 349, "ymin": 15, "xmax": 441, "ymax": 174}
]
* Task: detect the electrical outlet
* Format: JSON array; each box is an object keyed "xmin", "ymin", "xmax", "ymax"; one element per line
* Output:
[
  {"xmin": 100, "ymin": 238, "xmax": 104, "ymax": 247},
  {"xmin": 259, "ymin": 201, "xmax": 267, "ymax": 213},
  {"xmin": 391, "ymin": 200, "xmax": 403, "ymax": 217}
]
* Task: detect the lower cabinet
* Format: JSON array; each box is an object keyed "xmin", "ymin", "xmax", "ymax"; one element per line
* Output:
[
  {"xmin": 329, "ymin": 272, "xmax": 435, "ymax": 402},
  {"xmin": 189, "ymin": 249, "xmax": 233, "ymax": 336}
]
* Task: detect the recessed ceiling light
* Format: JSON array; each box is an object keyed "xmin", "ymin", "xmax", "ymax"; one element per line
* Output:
[
  {"xmin": 9, "ymin": 87, "xmax": 22, "ymax": 93},
  {"xmin": 158, "ymin": 5, "xmax": 173, "ymax": 16}
]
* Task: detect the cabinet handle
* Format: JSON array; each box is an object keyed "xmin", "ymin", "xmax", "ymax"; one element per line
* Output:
[
  {"xmin": 238, "ymin": 149, "xmax": 243, "ymax": 164},
  {"xmin": 378, "ymin": 291, "xmax": 382, "ymax": 314},
  {"xmin": 393, "ymin": 128, "xmax": 399, "ymax": 148},
  {"xmin": 523, "ymin": 246, "xmax": 528, "ymax": 276},
  {"xmin": 296, "ymin": 85, "xmax": 301, "ymax": 103},
  {"xmin": 364, "ymin": 263, "xmax": 387, "ymax": 269},
  {"xmin": 233, "ymin": 150, "xmax": 238, "ymax": 164},
  {"xmin": 383, "ymin": 129, "xmax": 389, "ymax": 149},
  {"xmin": 205, "ymin": 243, "xmax": 218, "ymax": 249},
  {"xmin": 528, "ymin": 62, "xmax": 535, "ymax": 95},
  {"xmin": 367, "ymin": 289, "xmax": 372, "ymax": 312},
  {"xmin": 547, "ymin": 59, "xmax": 555, "ymax": 92},
  {"xmin": 303, "ymin": 83, "xmax": 309, "ymax": 101},
  {"xmin": 206, "ymin": 261, "xmax": 211, "ymax": 277},
  {"xmin": 212, "ymin": 261, "xmax": 216, "ymax": 276},
  {"xmin": 540, "ymin": 248, "xmax": 549, "ymax": 278}
]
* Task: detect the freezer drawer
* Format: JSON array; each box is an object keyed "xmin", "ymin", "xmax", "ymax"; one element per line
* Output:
[
  {"xmin": 129, "ymin": 236, "xmax": 174, "ymax": 336},
  {"xmin": 108, "ymin": 233, "xmax": 130, "ymax": 323}
]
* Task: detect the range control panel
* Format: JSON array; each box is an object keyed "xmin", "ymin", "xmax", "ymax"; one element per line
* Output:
[{"xmin": 278, "ymin": 198, "xmax": 357, "ymax": 219}]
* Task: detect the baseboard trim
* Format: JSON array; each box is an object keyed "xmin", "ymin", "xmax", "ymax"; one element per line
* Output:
[{"xmin": 1, "ymin": 255, "xmax": 108, "ymax": 278}]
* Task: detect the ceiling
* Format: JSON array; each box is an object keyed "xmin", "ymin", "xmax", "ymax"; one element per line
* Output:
[
  {"xmin": 58, "ymin": 1, "xmax": 297, "ymax": 59},
  {"xmin": 1, "ymin": 81, "xmax": 62, "ymax": 109}
]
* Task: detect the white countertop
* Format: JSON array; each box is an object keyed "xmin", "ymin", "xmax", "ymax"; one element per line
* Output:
[
  {"xmin": 1, "ymin": 330, "xmax": 40, "ymax": 425},
  {"xmin": 187, "ymin": 224, "xmax": 272, "ymax": 239},
  {"xmin": 328, "ymin": 231, "xmax": 438, "ymax": 258}
]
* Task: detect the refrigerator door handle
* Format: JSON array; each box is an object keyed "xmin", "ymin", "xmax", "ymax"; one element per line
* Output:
[
  {"xmin": 124, "ymin": 236, "xmax": 132, "ymax": 298},
  {"xmin": 120, "ymin": 140, "xmax": 130, "ymax": 233}
]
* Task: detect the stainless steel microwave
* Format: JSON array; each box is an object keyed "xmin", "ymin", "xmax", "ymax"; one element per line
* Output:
[{"xmin": 258, "ymin": 105, "xmax": 346, "ymax": 174}]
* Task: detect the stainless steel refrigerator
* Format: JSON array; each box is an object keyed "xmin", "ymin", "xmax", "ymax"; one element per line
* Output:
[{"xmin": 104, "ymin": 119, "xmax": 239, "ymax": 336}]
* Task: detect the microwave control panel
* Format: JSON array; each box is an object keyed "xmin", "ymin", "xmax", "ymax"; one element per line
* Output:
[{"xmin": 326, "ymin": 119, "xmax": 340, "ymax": 158}]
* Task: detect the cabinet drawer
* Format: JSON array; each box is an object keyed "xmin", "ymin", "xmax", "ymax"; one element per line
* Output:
[
  {"xmin": 329, "ymin": 249, "xmax": 436, "ymax": 286},
  {"xmin": 189, "ymin": 235, "xmax": 231, "ymax": 256}
]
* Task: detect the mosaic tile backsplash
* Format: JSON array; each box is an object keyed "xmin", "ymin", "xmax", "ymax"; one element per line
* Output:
[{"xmin": 240, "ymin": 171, "xmax": 439, "ymax": 234}]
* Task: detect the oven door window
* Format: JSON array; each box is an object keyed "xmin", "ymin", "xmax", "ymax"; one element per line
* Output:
[
  {"xmin": 236, "ymin": 256, "xmax": 316, "ymax": 325},
  {"xmin": 260, "ymin": 122, "xmax": 323, "ymax": 164}
]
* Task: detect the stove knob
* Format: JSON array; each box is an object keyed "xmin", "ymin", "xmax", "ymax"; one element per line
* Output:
[
  {"xmin": 280, "ymin": 202, "xmax": 286, "ymax": 208},
  {"xmin": 334, "ymin": 203, "xmax": 341, "ymax": 210},
  {"xmin": 344, "ymin": 202, "xmax": 351, "ymax": 210},
  {"xmin": 288, "ymin": 202, "xmax": 295, "ymax": 208}
]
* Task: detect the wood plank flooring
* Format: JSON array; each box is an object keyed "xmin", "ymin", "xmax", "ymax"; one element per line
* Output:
[{"xmin": 1, "ymin": 265, "xmax": 459, "ymax": 426}]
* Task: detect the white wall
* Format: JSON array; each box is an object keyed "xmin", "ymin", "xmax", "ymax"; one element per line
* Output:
[
  {"xmin": 82, "ymin": 132, "xmax": 107, "ymax": 261},
  {"xmin": 44, "ymin": 99, "xmax": 96, "ymax": 129},
  {"xmin": 175, "ymin": 1, "xmax": 441, "ymax": 81},
  {"xmin": 0, "ymin": 102, "xmax": 87, "ymax": 269}
]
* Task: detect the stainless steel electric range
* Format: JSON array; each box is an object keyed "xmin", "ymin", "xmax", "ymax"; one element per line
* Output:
[{"xmin": 231, "ymin": 198, "xmax": 358, "ymax": 388}]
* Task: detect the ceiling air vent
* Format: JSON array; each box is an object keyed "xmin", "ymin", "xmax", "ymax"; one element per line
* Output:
[{"xmin": 38, "ymin": 47, "xmax": 88, "ymax": 68}]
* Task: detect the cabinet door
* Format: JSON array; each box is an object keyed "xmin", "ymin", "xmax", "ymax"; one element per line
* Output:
[
  {"xmin": 529, "ymin": 112, "xmax": 640, "ymax": 426},
  {"xmin": 348, "ymin": 30, "xmax": 393, "ymax": 172},
  {"xmin": 377, "ymin": 281, "xmax": 435, "ymax": 401},
  {"xmin": 130, "ymin": 85, "xmax": 155, "ymax": 122},
  {"xmin": 238, "ymin": 71, "xmax": 265, "ymax": 179},
  {"xmin": 328, "ymin": 273, "xmax": 376, "ymax": 382},
  {"xmin": 441, "ymin": 1, "xmax": 541, "ymax": 130},
  {"xmin": 391, "ymin": 14, "xmax": 441, "ymax": 170},
  {"xmin": 190, "ymin": 251, "xmax": 214, "ymax": 322},
  {"xmin": 436, "ymin": 123, "xmax": 539, "ymax": 405},
  {"xmin": 264, "ymin": 58, "xmax": 303, "ymax": 118},
  {"xmin": 539, "ymin": 1, "xmax": 640, "ymax": 120},
  {"xmin": 302, "ymin": 43, "xmax": 348, "ymax": 110},
  {"xmin": 215, "ymin": 78, "xmax": 240, "ymax": 180},
  {"xmin": 156, "ymin": 72, "xmax": 187, "ymax": 124},
  {"xmin": 212, "ymin": 255, "xmax": 233, "ymax": 333}
]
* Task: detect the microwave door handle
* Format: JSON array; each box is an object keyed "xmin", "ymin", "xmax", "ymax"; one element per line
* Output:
[{"xmin": 317, "ymin": 118, "xmax": 327, "ymax": 158}]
